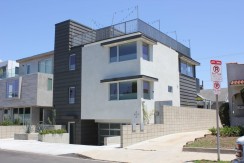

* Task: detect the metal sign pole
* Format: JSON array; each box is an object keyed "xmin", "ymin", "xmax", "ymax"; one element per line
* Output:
[{"xmin": 216, "ymin": 94, "xmax": 220, "ymax": 161}]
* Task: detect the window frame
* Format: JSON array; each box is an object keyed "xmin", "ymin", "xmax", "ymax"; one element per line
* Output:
[
  {"xmin": 168, "ymin": 86, "xmax": 173, "ymax": 93},
  {"xmin": 143, "ymin": 80, "xmax": 150, "ymax": 99},
  {"xmin": 47, "ymin": 78, "xmax": 53, "ymax": 91},
  {"xmin": 6, "ymin": 79, "xmax": 19, "ymax": 98},
  {"xmin": 69, "ymin": 54, "xmax": 76, "ymax": 70},
  {"xmin": 69, "ymin": 86, "xmax": 75, "ymax": 104},
  {"xmin": 109, "ymin": 80, "xmax": 138, "ymax": 101},
  {"xmin": 142, "ymin": 43, "xmax": 150, "ymax": 61},
  {"xmin": 109, "ymin": 42, "xmax": 137, "ymax": 63},
  {"xmin": 26, "ymin": 64, "xmax": 31, "ymax": 74}
]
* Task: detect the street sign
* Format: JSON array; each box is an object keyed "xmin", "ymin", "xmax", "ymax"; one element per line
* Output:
[
  {"xmin": 210, "ymin": 60, "xmax": 222, "ymax": 82},
  {"xmin": 213, "ymin": 81, "xmax": 221, "ymax": 95}
]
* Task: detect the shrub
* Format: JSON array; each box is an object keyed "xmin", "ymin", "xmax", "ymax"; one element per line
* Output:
[
  {"xmin": 219, "ymin": 103, "xmax": 230, "ymax": 127},
  {"xmin": 0, "ymin": 120, "xmax": 14, "ymax": 126},
  {"xmin": 39, "ymin": 129, "xmax": 66, "ymax": 135},
  {"xmin": 209, "ymin": 127, "xmax": 217, "ymax": 135},
  {"xmin": 209, "ymin": 126, "xmax": 244, "ymax": 137}
]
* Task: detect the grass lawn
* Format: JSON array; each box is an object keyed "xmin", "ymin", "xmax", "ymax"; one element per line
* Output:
[
  {"xmin": 194, "ymin": 160, "xmax": 229, "ymax": 163},
  {"xmin": 185, "ymin": 134, "xmax": 237, "ymax": 149}
]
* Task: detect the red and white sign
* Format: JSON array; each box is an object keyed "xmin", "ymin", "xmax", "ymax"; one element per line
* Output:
[
  {"xmin": 210, "ymin": 60, "xmax": 222, "ymax": 82},
  {"xmin": 213, "ymin": 81, "xmax": 221, "ymax": 95}
]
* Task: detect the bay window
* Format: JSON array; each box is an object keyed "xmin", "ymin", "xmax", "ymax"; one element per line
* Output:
[
  {"xmin": 109, "ymin": 81, "xmax": 137, "ymax": 100},
  {"xmin": 109, "ymin": 42, "xmax": 137, "ymax": 63}
]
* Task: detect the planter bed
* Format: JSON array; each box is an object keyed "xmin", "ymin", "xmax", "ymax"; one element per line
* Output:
[
  {"xmin": 38, "ymin": 133, "xmax": 69, "ymax": 144},
  {"xmin": 14, "ymin": 133, "xmax": 39, "ymax": 140}
]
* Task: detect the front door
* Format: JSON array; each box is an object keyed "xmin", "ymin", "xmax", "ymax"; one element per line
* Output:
[{"xmin": 68, "ymin": 122, "xmax": 76, "ymax": 144}]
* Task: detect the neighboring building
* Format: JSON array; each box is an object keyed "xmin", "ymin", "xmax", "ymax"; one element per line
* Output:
[
  {"xmin": 227, "ymin": 62, "xmax": 244, "ymax": 126},
  {"xmin": 53, "ymin": 19, "xmax": 200, "ymax": 145},
  {"xmin": 0, "ymin": 60, "xmax": 19, "ymax": 79},
  {"xmin": 196, "ymin": 88, "xmax": 228, "ymax": 109},
  {"xmin": 0, "ymin": 51, "xmax": 54, "ymax": 125}
]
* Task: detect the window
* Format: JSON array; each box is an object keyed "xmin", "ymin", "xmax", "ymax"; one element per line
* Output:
[
  {"xmin": 168, "ymin": 86, "xmax": 173, "ymax": 93},
  {"xmin": 119, "ymin": 81, "xmax": 137, "ymax": 100},
  {"xmin": 69, "ymin": 54, "xmax": 76, "ymax": 70},
  {"xmin": 38, "ymin": 59, "xmax": 53, "ymax": 74},
  {"xmin": 6, "ymin": 80, "xmax": 19, "ymax": 98},
  {"xmin": 47, "ymin": 78, "xmax": 52, "ymax": 91},
  {"xmin": 180, "ymin": 60, "xmax": 194, "ymax": 77},
  {"xmin": 69, "ymin": 87, "xmax": 75, "ymax": 104},
  {"xmin": 109, "ymin": 42, "xmax": 137, "ymax": 62},
  {"xmin": 110, "ymin": 47, "xmax": 117, "ymax": 63},
  {"xmin": 109, "ymin": 83, "xmax": 117, "ymax": 100},
  {"xmin": 143, "ymin": 81, "xmax": 150, "ymax": 99},
  {"xmin": 26, "ymin": 65, "xmax": 31, "ymax": 74},
  {"xmin": 109, "ymin": 81, "xmax": 137, "ymax": 100},
  {"xmin": 142, "ymin": 43, "xmax": 150, "ymax": 61}
]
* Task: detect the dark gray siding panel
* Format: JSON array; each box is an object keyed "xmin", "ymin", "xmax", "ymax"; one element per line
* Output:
[
  {"xmin": 179, "ymin": 74, "xmax": 197, "ymax": 107},
  {"xmin": 54, "ymin": 20, "xmax": 97, "ymax": 145}
]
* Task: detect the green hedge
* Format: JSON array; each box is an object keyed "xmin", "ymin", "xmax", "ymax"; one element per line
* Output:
[
  {"xmin": 39, "ymin": 129, "xmax": 67, "ymax": 135},
  {"xmin": 209, "ymin": 126, "xmax": 244, "ymax": 137},
  {"xmin": 219, "ymin": 103, "xmax": 230, "ymax": 127}
]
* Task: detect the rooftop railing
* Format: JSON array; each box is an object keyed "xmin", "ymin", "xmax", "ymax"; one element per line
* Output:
[{"xmin": 71, "ymin": 19, "xmax": 191, "ymax": 57}]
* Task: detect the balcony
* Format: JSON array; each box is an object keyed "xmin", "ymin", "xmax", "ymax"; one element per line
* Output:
[{"xmin": 71, "ymin": 19, "xmax": 191, "ymax": 57}]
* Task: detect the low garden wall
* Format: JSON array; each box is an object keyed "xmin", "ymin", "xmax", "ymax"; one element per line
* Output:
[
  {"xmin": 38, "ymin": 133, "xmax": 69, "ymax": 144},
  {"xmin": 121, "ymin": 106, "xmax": 221, "ymax": 147},
  {"xmin": 0, "ymin": 125, "xmax": 63, "ymax": 139}
]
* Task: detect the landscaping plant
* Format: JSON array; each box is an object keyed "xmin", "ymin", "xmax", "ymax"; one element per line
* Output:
[{"xmin": 219, "ymin": 102, "xmax": 230, "ymax": 127}]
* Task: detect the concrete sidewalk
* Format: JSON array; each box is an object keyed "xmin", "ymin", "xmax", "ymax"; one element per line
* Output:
[
  {"xmin": 0, "ymin": 130, "xmax": 236, "ymax": 163},
  {"xmin": 81, "ymin": 130, "xmax": 235, "ymax": 163}
]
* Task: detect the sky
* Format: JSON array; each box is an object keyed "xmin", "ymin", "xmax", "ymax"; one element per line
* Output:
[{"xmin": 0, "ymin": 0, "xmax": 243, "ymax": 89}]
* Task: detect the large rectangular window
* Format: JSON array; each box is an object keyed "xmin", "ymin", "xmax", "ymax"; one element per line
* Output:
[
  {"xmin": 109, "ymin": 81, "xmax": 137, "ymax": 100},
  {"xmin": 143, "ymin": 81, "xmax": 150, "ymax": 99},
  {"xmin": 69, "ymin": 54, "xmax": 76, "ymax": 70},
  {"xmin": 180, "ymin": 60, "xmax": 194, "ymax": 77},
  {"xmin": 6, "ymin": 80, "xmax": 19, "ymax": 98},
  {"xmin": 38, "ymin": 59, "xmax": 53, "ymax": 74},
  {"xmin": 142, "ymin": 43, "xmax": 150, "ymax": 61},
  {"xmin": 69, "ymin": 87, "xmax": 75, "ymax": 104},
  {"xmin": 109, "ymin": 42, "xmax": 137, "ymax": 63}
]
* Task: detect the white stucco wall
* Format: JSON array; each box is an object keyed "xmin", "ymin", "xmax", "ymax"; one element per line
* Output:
[
  {"xmin": 0, "ymin": 60, "xmax": 19, "ymax": 78},
  {"xmin": 81, "ymin": 35, "xmax": 180, "ymax": 124}
]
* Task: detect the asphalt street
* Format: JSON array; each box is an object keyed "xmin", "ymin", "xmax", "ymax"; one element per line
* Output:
[{"xmin": 0, "ymin": 149, "xmax": 112, "ymax": 163}]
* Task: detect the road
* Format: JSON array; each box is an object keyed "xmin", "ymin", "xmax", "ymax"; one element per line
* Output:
[{"xmin": 0, "ymin": 149, "xmax": 111, "ymax": 163}]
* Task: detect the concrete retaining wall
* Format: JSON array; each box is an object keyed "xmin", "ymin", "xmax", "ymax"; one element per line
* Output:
[
  {"xmin": 104, "ymin": 136, "xmax": 121, "ymax": 145},
  {"xmin": 0, "ymin": 126, "xmax": 26, "ymax": 139},
  {"xmin": 14, "ymin": 133, "xmax": 39, "ymax": 140},
  {"xmin": 38, "ymin": 133, "xmax": 69, "ymax": 144},
  {"xmin": 121, "ymin": 106, "xmax": 220, "ymax": 147}
]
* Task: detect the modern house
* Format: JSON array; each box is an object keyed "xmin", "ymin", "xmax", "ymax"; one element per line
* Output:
[
  {"xmin": 196, "ymin": 88, "xmax": 228, "ymax": 109},
  {"xmin": 227, "ymin": 62, "xmax": 244, "ymax": 126},
  {"xmin": 0, "ymin": 51, "xmax": 54, "ymax": 125},
  {"xmin": 0, "ymin": 60, "xmax": 19, "ymax": 79},
  {"xmin": 53, "ymin": 19, "xmax": 200, "ymax": 145}
]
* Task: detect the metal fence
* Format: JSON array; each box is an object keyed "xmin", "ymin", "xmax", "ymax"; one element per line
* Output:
[{"xmin": 71, "ymin": 19, "xmax": 190, "ymax": 57}]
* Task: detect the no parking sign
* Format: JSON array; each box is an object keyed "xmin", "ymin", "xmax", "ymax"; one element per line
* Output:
[{"xmin": 210, "ymin": 60, "xmax": 222, "ymax": 95}]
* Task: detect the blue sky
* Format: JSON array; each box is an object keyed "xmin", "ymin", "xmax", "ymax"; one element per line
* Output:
[{"xmin": 0, "ymin": 0, "xmax": 243, "ymax": 89}]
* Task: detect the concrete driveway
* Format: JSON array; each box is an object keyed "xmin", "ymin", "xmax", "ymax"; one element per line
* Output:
[
  {"xmin": 0, "ymin": 130, "xmax": 236, "ymax": 163},
  {"xmin": 81, "ymin": 130, "xmax": 236, "ymax": 163}
]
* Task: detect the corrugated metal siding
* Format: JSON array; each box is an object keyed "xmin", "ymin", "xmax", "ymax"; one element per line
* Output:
[{"xmin": 180, "ymin": 74, "xmax": 197, "ymax": 107}]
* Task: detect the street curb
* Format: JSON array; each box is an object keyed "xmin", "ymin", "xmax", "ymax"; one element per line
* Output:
[{"xmin": 182, "ymin": 147, "xmax": 235, "ymax": 154}]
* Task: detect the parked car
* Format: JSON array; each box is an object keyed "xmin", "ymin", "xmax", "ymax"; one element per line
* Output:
[{"xmin": 233, "ymin": 136, "xmax": 244, "ymax": 163}]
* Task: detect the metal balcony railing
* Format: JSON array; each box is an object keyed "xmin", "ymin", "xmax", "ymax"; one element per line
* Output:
[{"xmin": 71, "ymin": 19, "xmax": 191, "ymax": 57}]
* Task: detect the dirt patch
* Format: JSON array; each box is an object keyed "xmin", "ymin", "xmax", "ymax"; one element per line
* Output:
[{"xmin": 184, "ymin": 134, "xmax": 237, "ymax": 149}]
